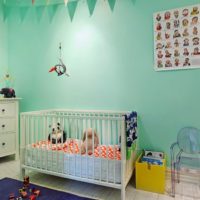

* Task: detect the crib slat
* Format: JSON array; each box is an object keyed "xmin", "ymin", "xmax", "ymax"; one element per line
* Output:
[
  {"xmin": 68, "ymin": 117, "xmax": 70, "ymax": 175},
  {"xmin": 31, "ymin": 117, "xmax": 34, "ymax": 167},
  {"xmin": 120, "ymin": 118, "xmax": 126, "ymax": 198},
  {"xmin": 35, "ymin": 117, "xmax": 39, "ymax": 169},
  {"xmin": 62, "ymin": 117, "xmax": 65, "ymax": 175},
  {"xmin": 86, "ymin": 120, "xmax": 88, "ymax": 179},
  {"xmin": 73, "ymin": 118, "xmax": 76, "ymax": 177},
  {"xmin": 92, "ymin": 119, "xmax": 95, "ymax": 180},
  {"xmin": 107, "ymin": 115, "xmax": 110, "ymax": 183},
  {"xmin": 99, "ymin": 118, "xmax": 102, "ymax": 182},
  {"xmin": 25, "ymin": 116, "xmax": 29, "ymax": 166}
]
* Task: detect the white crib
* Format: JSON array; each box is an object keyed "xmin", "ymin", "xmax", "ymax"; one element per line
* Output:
[{"xmin": 20, "ymin": 109, "xmax": 138, "ymax": 200}]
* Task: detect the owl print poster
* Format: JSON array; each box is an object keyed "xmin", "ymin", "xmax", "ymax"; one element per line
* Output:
[{"xmin": 154, "ymin": 4, "xmax": 200, "ymax": 71}]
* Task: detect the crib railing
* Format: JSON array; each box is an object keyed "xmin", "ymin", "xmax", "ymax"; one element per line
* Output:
[{"xmin": 20, "ymin": 109, "xmax": 137, "ymax": 200}]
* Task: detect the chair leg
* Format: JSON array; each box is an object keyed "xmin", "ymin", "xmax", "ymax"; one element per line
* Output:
[
  {"xmin": 171, "ymin": 162, "xmax": 176, "ymax": 197},
  {"xmin": 176, "ymin": 161, "xmax": 181, "ymax": 183},
  {"xmin": 176, "ymin": 150, "xmax": 183, "ymax": 184},
  {"xmin": 171, "ymin": 153, "xmax": 176, "ymax": 197},
  {"xmin": 170, "ymin": 142, "xmax": 178, "ymax": 197}
]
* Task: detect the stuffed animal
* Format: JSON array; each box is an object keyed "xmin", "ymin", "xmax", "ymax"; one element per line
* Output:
[
  {"xmin": 81, "ymin": 128, "xmax": 99, "ymax": 155},
  {"xmin": 48, "ymin": 122, "xmax": 66, "ymax": 144},
  {"xmin": 0, "ymin": 88, "xmax": 16, "ymax": 98}
]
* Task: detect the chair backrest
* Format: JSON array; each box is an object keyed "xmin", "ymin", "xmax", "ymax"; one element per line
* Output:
[{"xmin": 177, "ymin": 127, "xmax": 200, "ymax": 154}]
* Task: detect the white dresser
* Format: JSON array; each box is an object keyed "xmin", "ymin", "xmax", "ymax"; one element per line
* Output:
[{"xmin": 0, "ymin": 98, "xmax": 20, "ymax": 160}]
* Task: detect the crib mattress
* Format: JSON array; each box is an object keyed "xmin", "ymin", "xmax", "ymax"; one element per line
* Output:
[{"xmin": 25, "ymin": 139, "xmax": 121, "ymax": 183}]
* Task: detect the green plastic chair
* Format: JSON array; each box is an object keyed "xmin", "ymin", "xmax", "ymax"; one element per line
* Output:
[{"xmin": 170, "ymin": 127, "xmax": 200, "ymax": 197}]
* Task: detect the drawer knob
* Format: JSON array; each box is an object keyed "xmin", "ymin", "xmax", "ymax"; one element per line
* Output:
[
  {"xmin": 2, "ymin": 124, "xmax": 5, "ymax": 128},
  {"xmin": 1, "ymin": 109, "xmax": 5, "ymax": 113},
  {"xmin": 2, "ymin": 142, "xmax": 5, "ymax": 146}
]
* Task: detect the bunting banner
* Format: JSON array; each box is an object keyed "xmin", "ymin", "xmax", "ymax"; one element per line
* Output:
[
  {"xmin": 87, "ymin": 0, "xmax": 97, "ymax": 16},
  {"xmin": 19, "ymin": 6, "xmax": 30, "ymax": 22},
  {"xmin": 0, "ymin": 0, "xmax": 3, "ymax": 20},
  {"xmin": 2, "ymin": 3, "xmax": 9, "ymax": 21},
  {"xmin": 35, "ymin": 5, "xmax": 45, "ymax": 22},
  {"xmin": 64, "ymin": 0, "xmax": 68, "ymax": 6},
  {"xmin": 107, "ymin": 0, "xmax": 116, "ymax": 12},
  {"xmin": 67, "ymin": 0, "xmax": 78, "ymax": 21},
  {"xmin": 47, "ymin": 4, "xmax": 59, "ymax": 22},
  {"xmin": 0, "ymin": 0, "xmax": 138, "ymax": 22},
  {"xmin": 131, "ymin": 0, "xmax": 136, "ymax": 5}
]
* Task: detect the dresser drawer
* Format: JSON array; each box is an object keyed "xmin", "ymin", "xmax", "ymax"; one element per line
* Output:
[
  {"xmin": 0, "ymin": 102, "xmax": 16, "ymax": 117},
  {"xmin": 0, "ymin": 134, "xmax": 15, "ymax": 155},
  {"xmin": 0, "ymin": 118, "xmax": 16, "ymax": 133}
]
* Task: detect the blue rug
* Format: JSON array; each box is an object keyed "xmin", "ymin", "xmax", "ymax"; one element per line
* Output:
[{"xmin": 0, "ymin": 177, "xmax": 95, "ymax": 200}]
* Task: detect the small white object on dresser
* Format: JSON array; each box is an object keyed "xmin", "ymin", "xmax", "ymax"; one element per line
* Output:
[{"xmin": 0, "ymin": 98, "xmax": 20, "ymax": 160}]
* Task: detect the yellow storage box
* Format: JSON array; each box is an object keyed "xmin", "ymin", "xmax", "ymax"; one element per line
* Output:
[{"xmin": 135, "ymin": 153, "xmax": 166, "ymax": 194}]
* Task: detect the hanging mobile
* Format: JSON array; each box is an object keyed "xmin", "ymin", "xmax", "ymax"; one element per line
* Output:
[{"xmin": 49, "ymin": 43, "xmax": 70, "ymax": 76}]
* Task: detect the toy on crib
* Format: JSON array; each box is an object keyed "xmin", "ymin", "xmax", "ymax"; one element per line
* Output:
[
  {"xmin": 48, "ymin": 122, "xmax": 67, "ymax": 144},
  {"xmin": 81, "ymin": 128, "xmax": 99, "ymax": 155},
  {"xmin": 0, "ymin": 88, "xmax": 16, "ymax": 98}
]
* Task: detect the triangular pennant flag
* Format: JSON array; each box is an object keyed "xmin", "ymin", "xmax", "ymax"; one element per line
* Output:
[
  {"xmin": 2, "ymin": 5, "xmax": 5, "ymax": 21},
  {"xmin": 35, "ymin": 5, "xmax": 45, "ymax": 22},
  {"xmin": 64, "ymin": 0, "xmax": 68, "ymax": 6},
  {"xmin": 107, "ymin": 0, "xmax": 116, "ymax": 12},
  {"xmin": 131, "ymin": 0, "xmax": 136, "ymax": 4},
  {"xmin": 87, "ymin": 0, "xmax": 97, "ymax": 16},
  {"xmin": 2, "ymin": 4, "xmax": 10, "ymax": 21},
  {"xmin": 67, "ymin": 0, "xmax": 78, "ymax": 21},
  {"xmin": 47, "ymin": 4, "xmax": 59, "ymax": 23},
  {"xmin": 0, "ymin": 0, "xmax": 3, "ymax": 19},
  {"xmin": 19, "ymin": 6, "xmax": 29, "ymax": 22}
]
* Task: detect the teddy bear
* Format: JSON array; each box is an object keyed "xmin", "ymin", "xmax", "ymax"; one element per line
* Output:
[
  {"xmin": 81, "ymin": 128, "xmax": 99, "ymax": 155},
  {"xmin": 48, "ymin": 122, "xmax": 66, "ymax": 144}
]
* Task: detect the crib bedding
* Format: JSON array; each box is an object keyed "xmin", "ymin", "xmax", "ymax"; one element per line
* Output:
[
  {"xmin": 25, "ymin": 139, "xmax": 121, "ymax": 183},
  {"xmin": 31, "ymin": 139, "xmax": 121, "ymax": 160}
]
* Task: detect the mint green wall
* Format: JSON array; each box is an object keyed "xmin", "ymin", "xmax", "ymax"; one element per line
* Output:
[
  {"xmin": 0, "ymin": 0, "xmax": 8, "ymax": 83},
  {"xmin": 6, "ymin": 0, "xmax": 200, "ymax": 163}
]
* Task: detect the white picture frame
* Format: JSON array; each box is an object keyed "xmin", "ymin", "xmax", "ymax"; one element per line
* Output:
[{"xmin": 154, "ymin": 4, "xmax": 200, "ymax": 71}]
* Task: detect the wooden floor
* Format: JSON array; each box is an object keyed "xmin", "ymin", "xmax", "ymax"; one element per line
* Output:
[{"xmin": 0, "ymin": 156, "xmax": 199, "ymax": 200}]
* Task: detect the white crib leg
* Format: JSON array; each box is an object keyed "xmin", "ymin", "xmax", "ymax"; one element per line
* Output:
[{"xmin": 121, "ymin": 187, "xmax": 126, "ymax": 200}]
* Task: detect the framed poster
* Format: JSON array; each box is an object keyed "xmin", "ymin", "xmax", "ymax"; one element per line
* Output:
[{"xmin": 154, "ymin": 4, "xmax": 200, "ymax": 71}]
